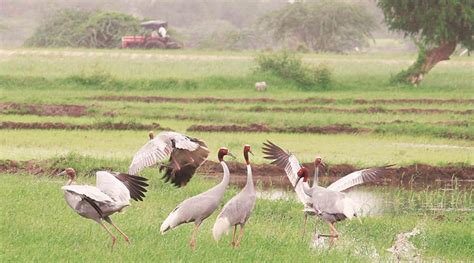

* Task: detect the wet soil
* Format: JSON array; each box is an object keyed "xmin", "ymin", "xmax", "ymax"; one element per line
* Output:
[
  {"xmin": 187, "ymin": 123, "xmax": 368, "ymax": 134},
  {"xmin": 200, "ymin": 161, "xmax": 474, "ymax": 189},
  {"xmin": 3, "ymin": 159, "xmax": 471, "ymax": 189},
  {"xmin": 354, "ymin": 98, "xmax": 474, "ymax": 105},
  {"xmin": 249, "ymin": 106, "xmax": 474, "ymax": 115},
  {"xmin": 94, "ymin": 96, "xmax": 335, "ymax": 104},
  {"xmin": 0, "ymin": 103, "xmax": 87, "ymax": 117},
  {"xmin": 0, "ymin": 121, "xmax": 168, "ymax": 130},
  {"xmin": 94, "ymin": 96, "xmax": 474, "ymax": 106}
]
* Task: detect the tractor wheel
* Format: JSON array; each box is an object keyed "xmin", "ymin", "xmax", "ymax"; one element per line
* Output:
[{"xmin": 145, "ymin": 41, "xmax": 166, "ymax": 49}]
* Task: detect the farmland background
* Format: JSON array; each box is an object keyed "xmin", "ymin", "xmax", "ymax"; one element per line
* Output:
[{"xmin": 0, "ymin": 0, "xmax": 473, "ymax": 262}]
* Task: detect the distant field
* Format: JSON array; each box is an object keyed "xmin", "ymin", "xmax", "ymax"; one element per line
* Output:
[
  {"xmin": 0, "ymin": 48, "xmax": 473, "ymax": 261},
  {"xmin": 1, "ymin": 48, "xmax": 473, "ymax": 166}
]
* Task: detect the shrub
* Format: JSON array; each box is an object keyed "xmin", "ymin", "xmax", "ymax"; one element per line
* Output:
[
  {"xmin": 25, "ymin": 9, "xmax": 143, "ymax": 48},
  {"xmin": 255, "ymin": 50, "xmax": 331, "ymax": 89}
]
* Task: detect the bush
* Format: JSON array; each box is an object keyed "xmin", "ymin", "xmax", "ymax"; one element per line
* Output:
[
  {"xmin": 25, "ymin": 9, "xmax": 143, "ymax": 48},
  {"xmin": 255, "ymin": 50, "xmax": 331, "ymax": 89}
]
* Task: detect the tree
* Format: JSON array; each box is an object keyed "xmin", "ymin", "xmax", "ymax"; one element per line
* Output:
[
  {"xmin": 259, "ymin": 1, "xmax": 377, "ymax": 52},
  {"xmin": 25, "ymin": 9, "xmax": 144, "ymax": 48},
  {"xmin": 378, "ymin": 1, "xmax": 474, "ymax": 85}
]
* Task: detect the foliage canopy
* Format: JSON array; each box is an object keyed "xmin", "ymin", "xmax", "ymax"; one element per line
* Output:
[
  {"xmin": 25, "ymin": 10, "xmax": 143, "ymax": 48},
  {"xmin": 378, "ymin": 0, "xmax": 473, "ymax": 85},
  {"xmin": 378, "ymin": 0, "xmax": 473, "ymax": 49},
  {"xmin": 259, "ymin": 1, "xmax": 377, "ymax": 52}
]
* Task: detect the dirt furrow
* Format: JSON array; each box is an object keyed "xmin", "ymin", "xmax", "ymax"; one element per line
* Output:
[
  {"xmin": 93, "ymin": 95, "xmax": 474, "ymax": 105},
  {"xmin": 0, "ymin": 103, "xmax": 87, "ymax": 117},
  {"xmin": 249, "ymin": 106, "xmax": 474, "ymax": 115},
  {"xmin": 187, "ymin": 123, "xmax": 368, "ymax": 134},
  {"xmin": 2, "ymin": 159, "xmax": 472, "ymax": 188},
  {"xmin": 0, "ymin": 121, "xmax": 168, "ymax": 130}
]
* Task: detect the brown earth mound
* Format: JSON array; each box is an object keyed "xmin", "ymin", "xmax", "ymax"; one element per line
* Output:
[
  {"xmin": 354, "ymin": 98, "xmax": 474, "ymax": 105},
  {"xmin": 187, "ymin": 123, "xmax": 368, "ymax": 134},
  {"xmin": 2, "ymin": 159, "xmax": 472, "ymax": 189},
  {"xmin": 199, "ymin": 161, "xmax": 474, "ymax": 189},
  {"xmin": 0, "ymin": 121, "xmax": 168, "ymax": 130},
  {"xmin": 0, "ymin": 103, "xmax": 87, "ymax": 117},
  {"xmin": 249, "ymin": 106, "xmax": 474, "ymax": 115},
  {"xmin": 94, "ymin": 96, "xmax": 473, "ymax": 106},
  {"xmin": 94, "ymin": 96, "xmax": 335, "ymax": 104},
  {"xmin": 4, "ymin": 159, "xmax": 471, "ymax": 189}
]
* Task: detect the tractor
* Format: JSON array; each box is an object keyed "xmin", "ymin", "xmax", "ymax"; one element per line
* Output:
[{"xmin": 121, "ymin": 20, "xmax": 181, "ymax": 49}]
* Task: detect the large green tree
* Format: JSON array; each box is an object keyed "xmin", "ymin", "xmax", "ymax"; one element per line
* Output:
[
  {"xmin": 378, "ymin": 1, "xmax": 473, "ymax": 85},
  {"xmin": 259, "ymin": 1, "xmax": 377, "ymax": 53}
]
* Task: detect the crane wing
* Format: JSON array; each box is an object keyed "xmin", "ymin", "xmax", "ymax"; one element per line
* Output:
[
  {"xmin": 327, "ymin": 165, "xmax": 394, "ymax": 192},
  {"xmin": 96, "ymin": 171, "xmax": 149, "ymax": 203},
  {"xmin": 61, "ymin": 185, "xmax": 113, "ymax": 203},
  {"xmin": 160, "ymin": 138, "xmax": 209, "ymax": 187},
  {"xmin": 128, "ymin": 131, "xmax": 201, "ymax": 175},
  {"xmin": 262, "ymin": 140, "xmax": 309, "ymax": 204}
]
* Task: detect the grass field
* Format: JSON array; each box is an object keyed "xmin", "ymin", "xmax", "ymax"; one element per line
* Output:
[{"xmin": 0, "ymin": 48, "xmax": 473, "ymax": 261}]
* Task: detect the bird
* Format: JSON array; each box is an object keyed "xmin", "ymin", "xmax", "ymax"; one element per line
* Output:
[
  {"xmin": 213, "ymin": 144, "xmax": 257, "ymax": 248},
  {"xmin": 59, "ymin": 167, "xmax": 149, "ymax": 248},
  {"xmin": 129, "ymin": 131, "xmax": 209, "ymax": 187},
  {"xmin": 262, "ymin": 140, "xmax": 393, "ymax": 242},
  {"xmin": 160, "ymin": 147, "xmax": 235, "ymax": 250},
  {"xmin": 262, "ymin": 141, "xmax": 315, "ymax": 236}
]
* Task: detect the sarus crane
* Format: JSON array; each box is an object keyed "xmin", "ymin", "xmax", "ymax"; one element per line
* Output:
[
  {"xmin": 160, "ymin": 147, "xmax": 234, "ymax": 250},
  {"xmin": 129, "ymin": 131, "xmax": 209, "ymax": 187},
  {"xmin": 213, "ymin": 145, "xmax": 256, "ymax": 248},
  {"xmin": 262, "ymin": 141, "xmax": 393, "ymax": 243},
  {"xmin": 59, "ymin": 168, "xmax": 149, "ymax": 248}
]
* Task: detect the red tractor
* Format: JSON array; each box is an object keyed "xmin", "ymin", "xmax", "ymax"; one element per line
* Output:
[{"xmin": 121, "ymin": 20, "xmax": 181, "ymax": 49}]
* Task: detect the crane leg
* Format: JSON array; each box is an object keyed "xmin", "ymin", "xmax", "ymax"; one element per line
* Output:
[
  {"xmin": 328, "ymin": 223, "xmax": 339, "ymax": 246},
  {"xmin": 99, "ymin": 221, "xmax": 117, "ymax": 249},
  {"xmin": 234, "ymin": 226, "xmax": 245, "ymax": 248},
  {"xmin": 302, "ymin": 213, "xmax": 308, "ymax": 238},
  {"xmin": 105, "ymin": 217, "xmax": 131, "ymax": 244},
  {"xmin": 189, "ymin": 224, "xmax": 200, "ymax": 251},
  {"xmin": 172, "ymin": 158, "xmax": 181, "ymax": 171},
  {"xmin": 231, "ymin": 225, "xmax": 237, "ymax": 247}
]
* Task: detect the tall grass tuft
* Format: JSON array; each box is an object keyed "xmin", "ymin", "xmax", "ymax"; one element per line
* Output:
[{"xmin": 255, "ymin": 50, "xmax": 332, "ymax": 90}]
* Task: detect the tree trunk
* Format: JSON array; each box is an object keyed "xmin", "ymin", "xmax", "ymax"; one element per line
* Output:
[{"xmin": 407, "ymin": 41, "xmax": 457, "ymax": 85}]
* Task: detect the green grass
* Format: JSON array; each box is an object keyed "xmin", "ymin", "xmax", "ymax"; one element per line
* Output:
[
  {"xmin": 0, "ymin": 129, "xmax": 472, "ymax": 166},
  {"xmin": 0, "ymin": 171, "xmax": 472, "ymax": 262},
  {"xmin": 0, "ymin": 48, "xmax": 473, "ymax": 261}
]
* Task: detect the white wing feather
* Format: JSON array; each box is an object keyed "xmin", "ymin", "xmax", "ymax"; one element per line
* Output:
[
  {"xmin": 286, "ymin": 155, "xmax": 310, "ymax": 204},
  {"xmin": 128, "ymin": 131, "xmax": 200, "ymax": 175},
  {"xmin": 61, "ymin": 185, "xmax": 113, "ymax": 203},
  {"xmin": 327, "ymin": 166, "xmax": 387, "ymax": 192},
  {"xmin": 95, "ymin": 171, "xmax": 130, "ymax": 205}
]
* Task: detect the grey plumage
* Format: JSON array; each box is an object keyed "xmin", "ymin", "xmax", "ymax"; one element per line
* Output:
[
  {"xmin": 60, "ymin": 168, "xmax": 148, "ymax": 248},
  {"xmin": 213, "ymin": 145, "xmax": 256, "ymax": 246},
  {"xmin": 129, "ymin": 131, "xmax": 210, "ymax": 187},
  {"xmin": 263, "ymin": 140, "xmax": 393, "ymax": 240},
  {"xmin": 160, "ymin": 147, "xmax": 233, "ymax": 250}
]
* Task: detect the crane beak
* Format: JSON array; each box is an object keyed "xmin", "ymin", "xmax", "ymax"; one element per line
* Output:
[
  {"xmin": 295, "ymin": 176, "xmax": 302, "ymax": 186},
  {"xmin": 320, "ymin": 162, "xmax": 326, "ymax": 168},
  {"xmin": 57, "ymin": 170, "xmax": 66, "ymax": 177},
  {"xmin": 227, "ymin": 152, "xmax": 236, "ymax": 159},
  {"xmin": 248, "ymin": 150, "xmax": 254, "ymax": 156}
]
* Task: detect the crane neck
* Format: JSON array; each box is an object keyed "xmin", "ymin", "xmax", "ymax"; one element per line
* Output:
[
  {"xmin": 244, "ymin": 164, "xmax": 254, "ymax": 191},
  {"xmin": 313, "ymin": 166, "xmax": 319, "ymax": 187},
  {"xmin": 302, "ymin": 180, "xmax": 312, "ymax": 197},
  {"xmin": 220, "ymin": 160, "xmax": 230, "ymax": 186}
]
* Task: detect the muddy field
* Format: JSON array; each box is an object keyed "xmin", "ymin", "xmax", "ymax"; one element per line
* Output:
[
  {"xmin": 188, "ymin": 123, "xmax": 368, "ymax": 134},
  {"xmin": 94, "ymin": 96, "xmax": 474, "ymax": 105},
  {"xmin": 0, "ymin": 121, "xmax": 167, "ymax": 130},
  {"xmin": 0, "ymin": 103, "xmax": 87, "ymax": 117},
  {"xmin": 2, "ymin": 159, "xmax": 472, "ymax": 189},
  {"xmin": 249, "ymin": 106, "xmax": 474, "ymax": 115}
]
